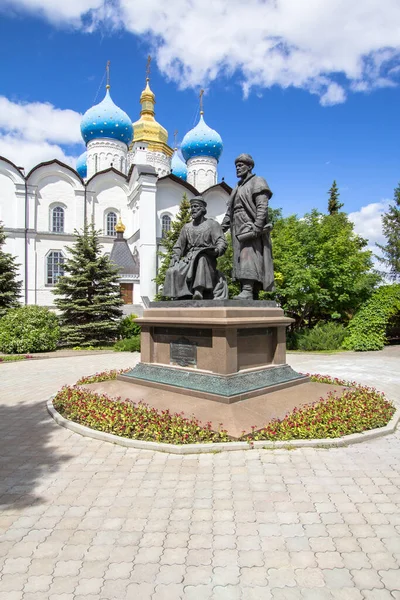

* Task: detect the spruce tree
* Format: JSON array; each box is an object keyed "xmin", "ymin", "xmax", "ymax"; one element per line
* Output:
[
  {"xmin": 154, "ymin": 193, "xmax": 191, "ymax": 299},
  {"xmin": 327, "ymin": 180, "xmax": 343, "ymax": 214},
  {"xmin": 0, "ymin": 221, "xmax": 22, "ymax": 317},
  {"xmin": 53, "ymin": 224, "xmax": 123, "ymax": 347},
  {"xmin": 377, "ymin": 183, "xmax": 400, "ymax": 281}
]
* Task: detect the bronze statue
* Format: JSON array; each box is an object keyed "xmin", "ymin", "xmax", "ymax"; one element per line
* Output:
[
  {"xmin": 222, "ymin": 154, "xmax": 274, "ymax": 299},
  {"xmin": 163, "ymin": 197, "xmax": 228, "ymax": 300}
]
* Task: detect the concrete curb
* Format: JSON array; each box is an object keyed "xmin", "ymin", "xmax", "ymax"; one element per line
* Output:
[{"xmin": 47, "ymin": 398, "xmax": 400, "ymax": 455}]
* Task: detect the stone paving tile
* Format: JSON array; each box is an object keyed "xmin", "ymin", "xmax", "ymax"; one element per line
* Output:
[{"xmin": 0, "ymin": 351, "xmax": 399, "ymax": 599}]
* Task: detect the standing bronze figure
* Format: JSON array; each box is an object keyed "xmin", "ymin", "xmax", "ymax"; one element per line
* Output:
[{"xmin": 222, "ymin": 154, "xmax": 274, "ymax": 299}]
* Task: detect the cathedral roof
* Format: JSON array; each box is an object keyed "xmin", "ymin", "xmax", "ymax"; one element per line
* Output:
[
  {"xmin": 80, "ymin": 87, "xmax": 133, "ymax": 146},
  {"xmin": 131, "ymin": 78, "xmax": 173, "ymax": 157},
  {"xmin": 110, "ymin": 222, "xmax": 139, "ymax": 276},
  {"xmin": 181, "ymin": 113, "xmax": 223, "ymax": 162},
  {"xmin": 76, "ymin": 151, "xmax": 87, "ymax": 179},
  {"xmin": 170, "ymin": 149, "xmax": 188, "ymax": 180}
]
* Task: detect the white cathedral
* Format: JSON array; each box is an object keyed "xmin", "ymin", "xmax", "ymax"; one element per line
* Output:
[{"xmin": 0, "ymin": 76, "xmax": 231, "ymax": 307}]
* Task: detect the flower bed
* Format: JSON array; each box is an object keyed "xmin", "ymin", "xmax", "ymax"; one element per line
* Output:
[
  {"xmin": 243, "ymin": 374, "xmax": 395, "ymax": 441},
  {"xmin": 53, "ymin": 387, "xmax": 230, "ymax": 444},
  {"xmin": 0, "ymin": 354, "xmax": 34, "ymax": 363},
  {"xmin": 76, "ymin": 368, "xmax": 131, "ymax": 385},
  {"xmin": 51, "ymin": 372, "xmax": 396, "ymax": 445}
]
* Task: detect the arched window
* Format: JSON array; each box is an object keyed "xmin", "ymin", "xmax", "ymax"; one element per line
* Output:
[
  {"xmin": 51, "ymin": 206, "xmax": 64, "ymax": 233},
  {"xmin": 47, "ymin": 251, "xmax": 65, "ymax": 285},
  {"xmin": 161, "ymin": 215, "xmax": 172, "ymax": 237},
  {"xmin": 106, "ymin": 212, "xmax": 118, "ymax": 236}
]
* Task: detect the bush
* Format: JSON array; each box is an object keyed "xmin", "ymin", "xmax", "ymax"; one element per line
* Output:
[
  {"xmin": 53, "ymin": 386, "xmax": 230, "ymax": 444},
  {"xmin": 113, "ymin": 336, "xmax": 141, "ymax": 352},
  {"xmin": 292, "ymin": 322, "xmax": 349, "ymax": 351},
  {"xmin": 343, "ymin": 284, "xmax": 400, "ymax": 351},
  {"xmin": 118, "ymin": 314, "xmax": 141, "ymax": 339},
  {"xmin": 0, "ymin": 306, "xmax": 60, "ymax": 353}
]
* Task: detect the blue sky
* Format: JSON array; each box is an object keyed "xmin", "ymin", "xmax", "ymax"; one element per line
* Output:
[{"xmin": 0, "ymin": 0, "xmax": 399, "ymax": 247}]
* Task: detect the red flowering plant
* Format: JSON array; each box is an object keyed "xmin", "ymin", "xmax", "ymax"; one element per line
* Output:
[
  {"xmin": 53, "ymin": 386, "xmax": 230, "ymax": 444},
  {"xmin": 0, "ymin": 354, "xmax": 34, "ymax": 363},
  {"xmin": 53, "ymin": 371, "xmax": 395, "ymax": 445},
  {"xmin": 244, "ymin": 374, "xmax": 395, "ymax": 441},
  {"xmin": 76, "ymin": 368, "xmax": 131, "ymax": 385}
]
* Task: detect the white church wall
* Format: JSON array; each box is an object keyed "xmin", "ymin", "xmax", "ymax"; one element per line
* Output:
[
  {"xmin": 87, "ymin": 173, "xmax": 131, "ymax": 236},
  {"xmin": 35, "ymin": 177, "xmax": 78, "ymax": 234},
  {"xmin": 156, "ymin": 179, "xmax": 196, "ymax": 238},
  {"xmin": 0, "ymin": 159, "xmax": 25, "ymax": 229},
  {"xmin": 0, "ymin": 160, "xmax": 27, "ymax": 297},
  {"xmin": 35, "ymin": 234, "xmax": 68, "ymax": 306},
  {"xmin": 202, "ymin": 188, "xmax": 230, "ymax": 222},
  {"xmin": 138, "ymin": 171, "xmax": 158, "ymax": 299}
]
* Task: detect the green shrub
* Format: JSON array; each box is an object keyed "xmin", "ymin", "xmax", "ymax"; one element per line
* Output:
[
  {"xmin": 0, "ymin": 306, "xmax": 60, "ymax": 353},
  {"xmin": 343, "ymin": 284, "xmax": 400, "ymax": 351},
  {"xmin": 113, "ymin": 336, "xmax": 141, "ymax": 352},
  {"xmin": 119, "ymin": 314, "xmax": 141, "ymax": 339},
  {"xmin": 294, "ymin": 322, "xmax": 349, "ymax": 351}
]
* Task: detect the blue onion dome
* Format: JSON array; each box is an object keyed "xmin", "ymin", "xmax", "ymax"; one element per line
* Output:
[
  {"xmin": 181, "ymin": 113, "xmax": 223, "ymax": 162},
  {"xmin": 80, "ymin": 87, "xmax": 133, "ymax": 146},
  {"xmin": 171, "ymin": 149, "xmax": 188, "ymax": 180},
  {"xmin": 76, "ymin": 151, "xmax": 87, "ymax": 179}
]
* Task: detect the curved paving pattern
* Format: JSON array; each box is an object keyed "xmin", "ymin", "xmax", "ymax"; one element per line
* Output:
[{"xmin": 0, "ymin": 349, "xmax": 399, "ymax": 600}]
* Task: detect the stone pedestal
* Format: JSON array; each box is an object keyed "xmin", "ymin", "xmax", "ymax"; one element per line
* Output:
[{"xmin": 119, "ymin": 301, "xmax": 308, "ymax": 403}]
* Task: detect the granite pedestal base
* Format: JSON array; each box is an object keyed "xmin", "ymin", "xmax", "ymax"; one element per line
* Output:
[{"xmin": 119, "ymin": 301, "xmax": 308, "ymax": 403}]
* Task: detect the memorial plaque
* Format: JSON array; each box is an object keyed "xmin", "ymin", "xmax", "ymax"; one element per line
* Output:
[{"xmin": 170, "ymin": 337, "xmax": 197, "ymax": 367}]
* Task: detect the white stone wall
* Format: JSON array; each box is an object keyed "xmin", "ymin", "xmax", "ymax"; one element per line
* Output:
[
  {"xmin": 156, "ymin": 178, "xmax": 196, "ymax": 238},
  {"xmin": 202, "ymin": 187, "xmax": 230, "ymax": 223},
  {"xmin": 0, "ymin": 157, "xmax": 230, "ymax": 307},
  {"xmin": 86, "ymin": 171, "xmax": 130, "ymax": 237},
  {"xmin": 87, "ymin": 138, "xmax": 128, "ymax": 178},
  {"xmin": 129, "ymin": 143, "xmax": 171, "ymax": 177},
  {"xmin": 187, "ymin": 156, "xmax": 217, "ymax": 192}
]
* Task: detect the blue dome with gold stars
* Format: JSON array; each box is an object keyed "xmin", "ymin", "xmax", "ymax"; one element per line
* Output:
[
  {"xmin": 181, "ymin": 114, "xmax": 223, "ymax": 162},
  {"xmin": 171, "ymin": 150, "xmax": 187, "ymax": 180},
  {"xmin": 80, "ymin": 88, "xmax": 133, "ymax": 146},
  {"xmin": 76, "ymin": 151, "xmax": 87, "ymax": 179}
]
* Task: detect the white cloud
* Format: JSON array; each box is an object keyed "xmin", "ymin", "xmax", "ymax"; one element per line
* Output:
[
  {"xmin": 349, "ymin": 201, "xmax": 389, "ymax": 247},
  {"xmin": 0, "ymin": 96, "xmax": 83, "ymax": 170},
  {"xmin": 0, "ymin": 0, "xmax": 103, "ymax": 24},
  {"xmin": 5, "ymin": 0, "xmax": 400, "ymax": 105}
]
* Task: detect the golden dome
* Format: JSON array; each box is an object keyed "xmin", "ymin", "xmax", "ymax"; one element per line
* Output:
[
  {"xmin": 131, "ymin": 78, "xmax": 173, "ymax": 157},
  {"xmin": 115, "ymin": 217, "xmax": 126, "ymax": 233}
]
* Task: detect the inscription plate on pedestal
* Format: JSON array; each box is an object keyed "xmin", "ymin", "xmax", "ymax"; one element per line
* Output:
[{"xmin": 170, "ymin": 337, "xmax": 197, "ymax": 367}]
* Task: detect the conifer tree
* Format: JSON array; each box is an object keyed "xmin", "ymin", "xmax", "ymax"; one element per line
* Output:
[
  {"xmin": 377, "ymin": 183, "xmax": 400, "ymax": 281},
  {"xmin": 53, "ymin": 224, "xmax": 123, "ymax": 346},
  {"xmin": 0, "ymin": 221, "xmax": 22, "ymax": 317},
  {"xmin": 154, "ymin": 193, "xmax": 191, "ymax": 299},
  {"xmin": 327, "ymin": 180, "xmax": 343, "ymax": 214}
]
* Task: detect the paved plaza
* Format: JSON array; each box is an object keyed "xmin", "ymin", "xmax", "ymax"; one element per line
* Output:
[{"xmin": 0, "ymin": 348, "xmax": 399, "ymax": 599}]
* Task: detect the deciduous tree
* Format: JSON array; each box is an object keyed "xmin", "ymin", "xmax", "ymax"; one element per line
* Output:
[{"xmin": 377, "ymin": 183, "xmax": 400, "ymax": 281}]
